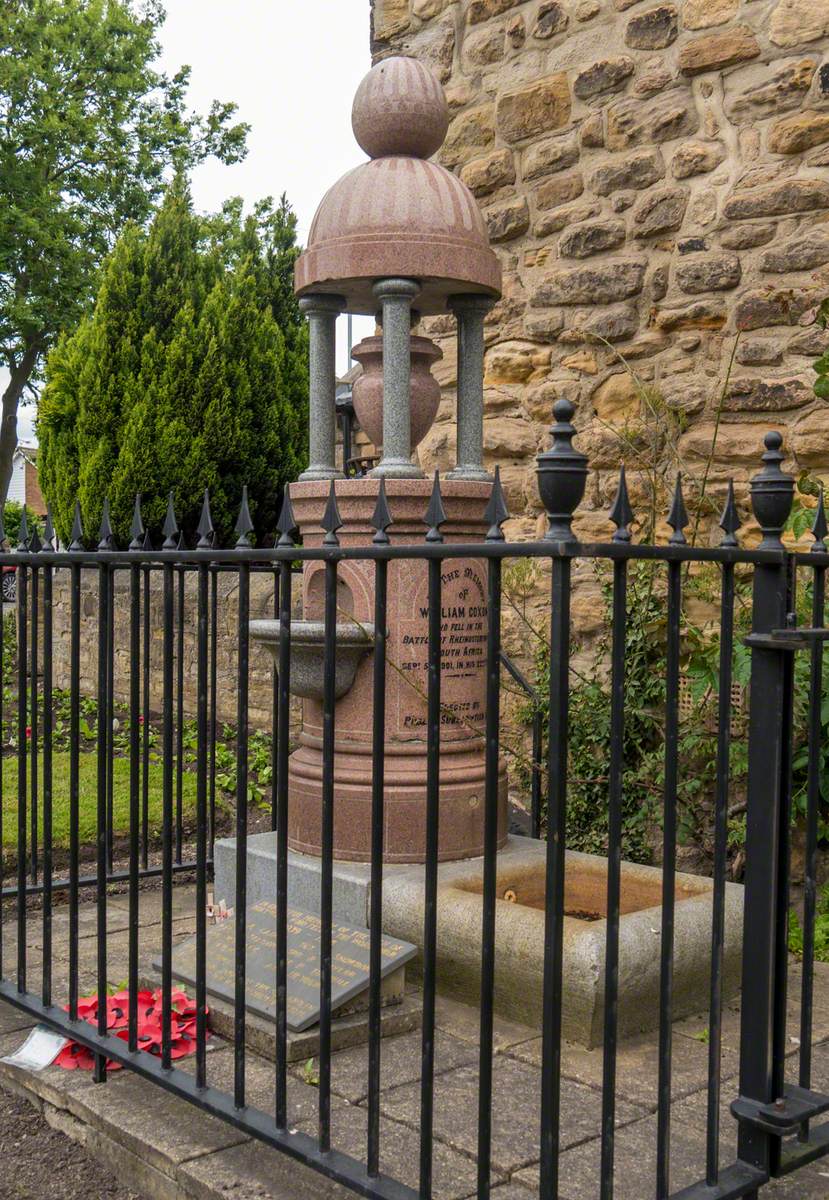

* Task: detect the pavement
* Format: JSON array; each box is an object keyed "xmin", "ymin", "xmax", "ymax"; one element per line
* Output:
[{"xmin": 0, "ymin": 883, "xmax": 828, "ymax": 1200}]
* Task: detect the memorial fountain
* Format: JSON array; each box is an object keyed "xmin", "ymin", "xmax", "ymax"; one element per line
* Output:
[{"xmin": 208, "ymin": 56, "xmax": 743, "ymax": 1050}]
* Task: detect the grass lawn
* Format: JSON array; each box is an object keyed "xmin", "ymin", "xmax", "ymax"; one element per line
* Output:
[{"xmin": 1, "ymin": 752, "xmax": 198, "ymax": 851}]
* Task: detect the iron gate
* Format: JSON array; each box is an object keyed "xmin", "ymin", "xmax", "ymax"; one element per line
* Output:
[{"xmin": 0, "ymin": 409, "xmax": 827, "ymax": 1200}]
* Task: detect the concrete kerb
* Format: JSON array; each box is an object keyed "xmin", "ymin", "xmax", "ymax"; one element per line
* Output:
[{"xmin": 0, "ymin": 1004, "xmax": 354, "ymax": 1200}]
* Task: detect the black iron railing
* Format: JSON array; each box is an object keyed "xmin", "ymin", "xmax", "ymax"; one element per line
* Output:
[{"xmin": 0, "ymin": 407, "xmax": 827, "ymax": 1199}]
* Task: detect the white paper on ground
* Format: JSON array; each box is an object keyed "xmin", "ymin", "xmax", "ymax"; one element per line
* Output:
[{"xmin": 1, "ymin": 1025, "xmax": 68, "ymax": 1070}]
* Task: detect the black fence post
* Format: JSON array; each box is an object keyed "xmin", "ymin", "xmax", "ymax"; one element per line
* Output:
[{"xmin": 734, "ymin": 432, "xmax": 794, "ymax": 1181}]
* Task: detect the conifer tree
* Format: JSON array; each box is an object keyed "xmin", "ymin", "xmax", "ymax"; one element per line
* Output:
[{"xmin": 37, "ymin": 182, "xmax": 308, "ymax": 545}]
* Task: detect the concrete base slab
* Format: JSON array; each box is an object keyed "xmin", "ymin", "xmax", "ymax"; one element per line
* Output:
[{"xmin": 203, "ymin": 988, "xmax": 423, "ymax": 1065}]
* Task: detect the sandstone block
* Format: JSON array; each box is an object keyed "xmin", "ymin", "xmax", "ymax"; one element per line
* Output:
[
  {"xmin": 761, "ymin": 232, "xmax": 829, "ymax": 273},
  {"xmin": 373, "ymin": 0, "xmax": 411, "ymax": 40},
  {"xmin": 652, "ymin": 300, "xmax": 727, "ymax": 329},
  {"xmin": 634, "ymin": 63, "xmax": 675, "ymax": 97},
  {"xmin": 559, "ymin": 219, "xmax": 627, "ymax": 258},
  {"xmin": 575, "ymin": 0, "xmax": 601, "ymax": 19},
  {"xmin": 561, "ymin": 348, "xmax": 599, "ymax": 373},
  {"xmin": 680, "ymin": 422, "xmax": 770, "ymax": 463},
  {"xmin": 523, "ymin": 134, "xmax": 580, "ymax": 181},
  {"xmin": 507, "ymin": 12, "xmax": 526, "ymax": 44},
  {"xmin": 482, "ymin": 414, "xmax": 538, "ymax": 457},
  {"xmin": 536, "ymin": 171, "xmax": 585, "ymax": 209},
  {"xmin": 724, "ymin": 377, "xmax": 812, "ymax": 411},
  {"xmin": 463, "ymin": 23, "xmax": 506, "ymax": 65},
  {"xmin": 580, "ymin": 112, "xmax": 605, "ymax": 148},
  {"xmin": 406, "ymin": 16, "xmax": 457, "ymax": 83},
  {"xmin": 720, "ymin": 223, "xmax": 776, "ymax": 250},
  {"xmin": 606, "ymin": 95, "xmax": 697, "ymax": 150},
  {"xmin": 496, "ymin": 74, "xmax": 571, "ymax": 143},
  {"xmin": 768, "ymin": 110, "xmax": 829, "ymax": 154},
  {"xmin": 574, "ymin": 56, "xmax": 636, "ymax": 99},
  {"xmin": 735, "ymin": 289, "xmax": 800, "ymax": 330},
  {"xmin": 726, "ymin": 59, "xmax": 816, "ymax": 121},
  {"xmin": 650, "ymin": 264, "xmax": 670, "ymax": 301},
  {"xmin": 533, "ymin": 0, "xmax": 569, "ymax": 37},
  {"xmin": 592, "ymin": 372, "xmax": 641, "ymax": 423},
  {"xmin": 769, "ymin": 0, "xmax": 829, "ymax": 47},
  {"xmin": 788, "ymin": 326, "xmax": 827, "ymax": 355},
  {"xmin": 531, "ymin": 259, "xmax": 647, "ymax": 306},
  {"xmin": 590, "ymin": 149, "xmax": 665, "ymax": 195},
  {"xmin": 675, "ymin": 252, "xmax": 741, "ymax": 294},
  {"xmin": 441, "ymin": 106, "xmax": 496, "ymax": 166},
  {"xmin": 671, "ymin": 140, "xmax": 726, "ymax": 178},
  {"xmin": 484, "ymin": 341, "xmax": 552, "ymax": 384},
  {"xmin": 678, "ymin": 26, "xmax": 761, "ymax": 75},
  {"xmin": 524, "ymin": 310, "xmax": 565, "ymax": 340},
  {"xmin": 793, "ymin": 406, "xmax": 829, "ymax": 466},
  {"xmin": 467, "ymin": 0, "xmax": 519, "ymax": 23},
  {"xmin": 723, "ymin": 179, "xmax": 829, "ymax": 220},
  {"xmin": 558, "ymin": 303, "xmax": 640, "ymax": 343},
  {"xmin": 735, "ymin": 340, "xmax": 785, "ymax": 366},
  {"xmin": 625, "ymin": 5, "xmax": 679, "ymax": 48},
  {"xmin": 460, "ymin": 148, "xmax": 516, "ymax": 196},
  {"xmin": 682, "ymin": 0, "xmax": 738, "ymax": 28},
  {"xmin": 413, "ymin": 0, "xmax": 450, "ymax": 16},
  {"xmin": 534, "ymin": 200, "xmax": 602, "ymax": 236},
  {"xmin": 633, "ymin": 187, "xmax": 689, "ymax": 237},
  {"xmin": 485, "ymin": 196, "xmax": 531, "ymax": 242}
]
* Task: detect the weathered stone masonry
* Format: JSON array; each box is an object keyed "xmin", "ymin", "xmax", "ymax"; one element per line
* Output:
[{"xmin": 371, "ymin": 0, "xmax": 829, "ymax": 631}]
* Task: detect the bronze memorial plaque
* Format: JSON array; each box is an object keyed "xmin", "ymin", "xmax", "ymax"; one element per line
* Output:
[{"xmin": 165, "ymin": 901, "xmax": 417, "ymax": 1033}]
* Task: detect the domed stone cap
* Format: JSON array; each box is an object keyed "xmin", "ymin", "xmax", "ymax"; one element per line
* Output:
[{"xmin": 294, "ymin": 57, "xmax": 501, "ymax": 317}]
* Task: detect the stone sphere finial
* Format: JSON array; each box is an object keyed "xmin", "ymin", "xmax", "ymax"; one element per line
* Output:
[{"xmin": 351, "ymin": 56, "xmax": 449, "ymax": 160}]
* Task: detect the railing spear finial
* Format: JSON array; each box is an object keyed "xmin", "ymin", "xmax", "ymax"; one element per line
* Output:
[
  {"xmin": 667, "ymin": 472, "xmax": 689, "ymax": 546},
  {"xmin": 609, "ymin": 465, "xmax": 634, "ymax": 543},
  {"xmin": 811, "ymin": 485, "xmax": 827, "ymax": 554},
  {"xmin": 719, "ymin": 479, "xmax": 740, "ymax": 548},
  {"xmin": 484, "ymin": 465, "xmax": 509, "ymax": 542}
]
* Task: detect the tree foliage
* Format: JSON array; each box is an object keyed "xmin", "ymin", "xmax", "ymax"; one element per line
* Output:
[
  {"xmin": 0, "ymin": 0, "xmax": 248, "ymax": 501},
  {"xmin": 37, "ymin": 182, "xmax": 309, "ymax": 545}
]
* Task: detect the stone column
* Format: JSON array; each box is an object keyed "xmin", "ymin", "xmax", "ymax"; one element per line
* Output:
[
  {"xmin": 371, "ymin": 278, "xmax": 423, "ymax": 479},
  {"xmin": 299, "ymin": 294, "xmax": 346, "ymax": 481},
  {"xmin": 447, "ymin": 294, "xmax": 494, "ymax": 481}
]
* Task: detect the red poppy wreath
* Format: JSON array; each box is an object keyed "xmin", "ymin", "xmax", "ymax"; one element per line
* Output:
[{"xmin": 56, "ymin": 988, "xmax": 204, "ymax": 1072}]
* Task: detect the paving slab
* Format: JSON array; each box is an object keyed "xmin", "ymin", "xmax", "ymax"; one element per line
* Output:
[
  {"xmin": 0, "ymin": 997, "xmax": 37, "ymax": 1036},
  {"xmin": 506, "ymin": 1025, "xmax": 740, "ymax": 1110},
  {"xmin": 674, "ymin": 959, "xmax": 829, "ymax": 1054},
  {"xmin": 177, "ymin": 1043, "xmax": 322, "ymax": 1129},
  {"xmin": 64, "ymin": 1070, "xmax": 248, "ymax": 1173},
  {"xmin": 295, "ymin": 1101, "xmax": 495, "ymax": 1200},
  {"xmin": 434, "ymin": 994, "xmax": 537, "ymax": 1051},
  {"xmin": 515, "ymin": 1039, "xmax": 829, "ymax": 1200},
  {"xmin": 177, "ymin": 1138, "xmax": 355, "ymax": 1200},
  {"xmin": 295, "ymin": 1027, "xmax": 479, "ymax": 1104},
  {"xmin": 377, "ymin": 1054, "xmax": 645, "ymax": 1176}
]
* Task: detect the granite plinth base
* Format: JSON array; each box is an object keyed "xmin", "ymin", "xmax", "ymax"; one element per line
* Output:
[
  {"xmin": 214, "ymin": 832, "xmax": 385, "ymax": 929},
  {"xmin": 215, "ymin": 833, "xmax": 744, "ymax": 1048}
]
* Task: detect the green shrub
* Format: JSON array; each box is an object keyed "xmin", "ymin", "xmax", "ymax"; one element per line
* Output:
[{"xmin": 37, "ymin": 183, "xmax": 309, "ymax": 547}]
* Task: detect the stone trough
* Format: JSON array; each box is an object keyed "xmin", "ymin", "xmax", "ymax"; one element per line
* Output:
[{"xmin": 216, "ymin": 833, "xmax": 743, "ymax": 1049}]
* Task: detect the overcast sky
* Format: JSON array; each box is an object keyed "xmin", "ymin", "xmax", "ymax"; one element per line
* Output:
[{"xmin": 13, "ymin": 0, "xmax": 374, "ymax": 445}]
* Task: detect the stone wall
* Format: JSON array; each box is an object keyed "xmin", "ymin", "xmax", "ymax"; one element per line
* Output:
[
  {"xmin": 370, "ymin": 0, "xmax": 829, "ymax": 632},
  {"xmin": 49, "ymin": 568, "xmax": 282, "ymax": 731}
]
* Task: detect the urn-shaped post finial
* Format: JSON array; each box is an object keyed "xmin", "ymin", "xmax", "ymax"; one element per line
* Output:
[
  {"xmin": 536, "ymin": 398, "xmax": 588, "ymax": 543},
  {"xmin": 749, "ymin": 431, "xmax": 794, "ymax": 550}
]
